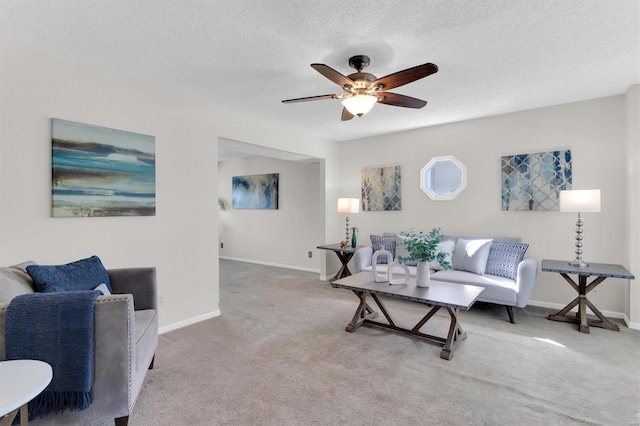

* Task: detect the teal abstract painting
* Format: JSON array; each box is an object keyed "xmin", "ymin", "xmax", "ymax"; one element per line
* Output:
[
  {"xmin": 501, "ymin": 150, "xmax": 572, "ymax": 211},
  {"xmin": 52, "ymin": 119, "xmax": 156, "ymax": 217},
  {"xmin": 232, "ymin": 174, "xmax": 279, "ymax": 209},
  {"xmin": 361, "ymin": 165, "xmax": 402, "ymax": 211}
]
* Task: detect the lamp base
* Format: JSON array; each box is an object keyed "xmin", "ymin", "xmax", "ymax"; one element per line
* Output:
[{"xmin": 568, "ymin": 259, "xmax": 589, "ymax": 268}]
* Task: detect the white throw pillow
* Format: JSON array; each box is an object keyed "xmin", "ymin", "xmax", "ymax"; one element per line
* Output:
[
  {"xmin": 94, "ymin": 283, "xmax": 111, "ymax": 296},
  {"xmin": 428, "ymin": 240, "xmax": 455, "ymax": 270},
  {"xmin": 452, "ymin": 238, "xmax": 493, "ymax": 275}
]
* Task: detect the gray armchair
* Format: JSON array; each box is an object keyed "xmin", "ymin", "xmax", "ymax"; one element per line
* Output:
[{"xmin": 0, "ymin": 264, "xmax": 158, "ymax": 426}]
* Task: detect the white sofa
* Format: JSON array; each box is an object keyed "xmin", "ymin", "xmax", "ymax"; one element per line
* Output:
[{"xmin": 354, "ymin": 233, "xmax": 538, "ymax": 323}]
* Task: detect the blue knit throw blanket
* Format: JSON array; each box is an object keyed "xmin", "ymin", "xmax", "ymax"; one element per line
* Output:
[{"xmin": 5, "ymin": 290, "xmax": 100, "ymax": 422}]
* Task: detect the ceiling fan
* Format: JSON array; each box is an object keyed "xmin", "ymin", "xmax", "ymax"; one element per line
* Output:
[{"xmin": 282, "ymin": 55, "xmax": 438, "ymax": 121}]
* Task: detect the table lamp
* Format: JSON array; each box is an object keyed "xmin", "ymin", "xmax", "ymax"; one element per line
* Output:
[
  {"xmin": 337, "ymin": 198, "xmax": 359, "ymax": 242},
  {"xmin": 559, "ymin": 189, "xmax": 601, "ymax": 267}
]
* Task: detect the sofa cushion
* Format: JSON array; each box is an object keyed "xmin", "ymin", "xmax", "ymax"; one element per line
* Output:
[
  {"xmin": 26, "ymin": 255, "xmax": 112, "ymax": 293},
  {"xmin": 452, "ymin": 238, "xmax": 493, "ymax": 275},
  {"xmin": 428, "ymin": 239, "xmax": 455, "ymax": 271},
  {"xmin": 0, "ymin": 261, "xmax": 37, "ymax": 303},
  {"xmin": 370, "ymin": 235, "xmax": 396, "ymax": 264},
  {"xmin": 485, "ymin": 243, "xmax": 529, "ymax": 280},
  {"xmin": 432, "ymin": 269, "xmax": 518, "ymax": 305},
  {"xmin": 134, "ymin": 309, "xmax": 158, "ymax": 374}
]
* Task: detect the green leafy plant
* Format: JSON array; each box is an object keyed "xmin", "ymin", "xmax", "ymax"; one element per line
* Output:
[
  {"xmin": 397, "ymin": 227, "xmax": 452, "ymax": 269},
  {"xmin": 218, "ymin": 197, "xmax": 226, "ymax": 211}
]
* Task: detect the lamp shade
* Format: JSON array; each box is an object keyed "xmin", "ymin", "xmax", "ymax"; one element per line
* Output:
[
  {"xmin": 559, "ymin": 190, "xmax": 601, "ymax": 213},
  {"xmin": 341, "ymin": 95, "xmax": 377, "ymax": 116},
  {"xmin": 337, "ymin": 198, "xmax": 359, "ymax": 214}
]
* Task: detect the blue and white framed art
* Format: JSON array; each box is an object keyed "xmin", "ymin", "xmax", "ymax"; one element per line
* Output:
[
  {"xmin": 361, "ymin": 165, "xmax": 402, "ymax": 211},
  {"xmin": 232, "ymin": 173, "xmax": 279, "ymax": 209},
  {"xmin": 501, "ymin": 149, "xmax": 572, "ymax": 211},
  {"xmin": 52, "ymin": 119, "xmax": 156, "ymax": 217}
]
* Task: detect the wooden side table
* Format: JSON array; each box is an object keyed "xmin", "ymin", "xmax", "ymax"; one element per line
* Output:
[
  {"xmin": 541, "ymin": 259, "xmax": 635, "ymax": 333},
  {"xmin": 0, "ymin": 360, "xmax": 53, "ymax": 426},
  {"xmin": 317, "ymin": 244, "xmax": 365, "ymax": 281}
]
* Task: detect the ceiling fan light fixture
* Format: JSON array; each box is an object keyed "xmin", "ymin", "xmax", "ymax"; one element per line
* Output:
[{"xmin": 341, "ymin": 94, "xmax": 377, "ymax": 116}]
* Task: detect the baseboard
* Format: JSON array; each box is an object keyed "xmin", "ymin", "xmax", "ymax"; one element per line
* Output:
[
  {"xmin": 528, "ymin": 299, "xmax": 636, "ymax": 329},
  {"xmin": 219, "ymin": 256, "xmax": 320, "ymax": 274},
  {"xmin": 159, "ymin": 310, "xmax": 221, "ymax": 334},
  {"xmin": 319, "ymin": 274, "xmax": 336, "ymax": 282}
]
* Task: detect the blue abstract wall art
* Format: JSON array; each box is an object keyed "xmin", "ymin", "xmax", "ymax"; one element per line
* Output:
[
  {"xmin": 232, "ymin": 174, "xmax": 279, "ymax": 209},
  {"xmin": 501, "ymin": 149, "xmax": 572, "ymax": 211},
  {"xmin": 361, "ymin": 165, "xmax": 402, "ymax": 211},
  {"xmin": 52, "ymin": 118, "xmax": 156, "ymax": 217}
]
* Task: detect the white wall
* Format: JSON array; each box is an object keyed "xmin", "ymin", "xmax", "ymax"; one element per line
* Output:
[
  {"xmin": 0, "ymin": 41, "xmax": 338, "ymax": 330},
  {"xmin": 339, "ymin": 94, "xmax": 635, "ymax": 317},
  {"xmin": 625, "ymin": 84, "xmax": 640, "ymax": 326},
  {"xmin": 4, "ymin": 39, "xmax": 633, "ymax": 327},
  {"xmin": 218, "ymin": 156, "xmax": 323, "ymax": 271}
]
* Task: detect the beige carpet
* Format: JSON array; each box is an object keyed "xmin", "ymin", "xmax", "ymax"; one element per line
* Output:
[{"xmin": 124, "ymin": 259, "xmax": 639, "ymax": 425}]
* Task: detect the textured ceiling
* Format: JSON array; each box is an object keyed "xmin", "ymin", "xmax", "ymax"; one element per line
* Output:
[{"xmin": 0, "ymin": 0, "xmax": 638, "ymax": 142}]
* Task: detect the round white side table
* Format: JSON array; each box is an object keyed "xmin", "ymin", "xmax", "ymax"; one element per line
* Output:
[{"xmin": 0, "ymin": 360, "xmax": 53, "ymax": 426}]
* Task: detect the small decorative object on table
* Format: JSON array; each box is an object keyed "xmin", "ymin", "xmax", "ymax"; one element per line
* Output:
[
  {"xmin": 372, "ymin": 245, "xmax": 393, "ymax": 282},
  {"xmin": 350, "ymin": 227, "xmax": 358, "ymax": 248},
  {"xmin": 388, "ymin": 262, "xmax": 411, "ymax": 285},
  {"xmin": 340, "ymin": 240, "xmax": 349, "ymax": 248},
  {"xmin": 398, "ymin": 227, "xmax": 452, "ymax": 287}
]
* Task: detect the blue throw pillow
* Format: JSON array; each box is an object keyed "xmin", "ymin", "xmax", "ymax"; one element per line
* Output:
[
  {"xmin": 26, "ymin": 255, "xmax": 112, "ymax": 293},
  {"xmin": 485, "ymin": 243, "xmax": 529, "ymax": 280}
]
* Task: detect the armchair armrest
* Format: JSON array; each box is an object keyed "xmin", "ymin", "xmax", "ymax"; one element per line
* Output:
[
  {"xmin": 354, "ymin": 246, "xmax": 373, "ymax": 273},
  {"xmin": 0, "ymin": 295, "xmax": 136, "ymax": 418},
  {"xmin": 108, "ymin": 267, "xmax": 157, "ymax": 311},
  {"xmin": 92, "ymin": 294, "xmax": 136, "ymax": 417},
  {"xmin": 515, "ymin": 257, "xmax": 538, "ymax": 308}
]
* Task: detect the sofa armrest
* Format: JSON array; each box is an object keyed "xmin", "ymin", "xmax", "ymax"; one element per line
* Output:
[
  {"xmin": 515, "ymin": 257, "xmax": 538, "ymax": 308},
  {"xmin": 108, "ymin": 267, "xmax": 157, "ymax": 311},
  {"xmin": 353, "ymin": 246, "xmax": 373, "ymax": 273}
]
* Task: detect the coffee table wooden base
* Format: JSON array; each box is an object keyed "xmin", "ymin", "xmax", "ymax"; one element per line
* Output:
[{"xmin": 346, "ymin": 290, "xmax": 466, "ymax": 360}]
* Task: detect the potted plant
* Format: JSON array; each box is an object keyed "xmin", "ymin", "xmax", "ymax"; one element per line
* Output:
[{"xmin": 398, "ymin": 227, "xmax": 452, "ymax": 287}]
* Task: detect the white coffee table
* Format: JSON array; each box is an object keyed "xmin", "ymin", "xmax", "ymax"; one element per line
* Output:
[{"xmin": 0, "ymin": 360, "xmax": 53, "ymax": 426}]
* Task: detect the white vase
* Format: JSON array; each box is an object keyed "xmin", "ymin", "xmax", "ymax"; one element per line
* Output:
[{"xmin": 416, "ymin": 260, "xmax": 431, "ymax": 287}]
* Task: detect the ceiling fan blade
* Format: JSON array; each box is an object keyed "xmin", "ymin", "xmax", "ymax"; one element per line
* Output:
[
  {"xmin": 341, "ymin": 108, "xmax": 354, "ymax": 121},
  {"xmin": 282, "ymin": 94, "xmax": 338, "ymax": 103},
  {"xmin": 311, "ymin": 64, "xmax": 355, "ymax": 90},
  {"xmin": 371, "ymin": 63, "xmax": 438, "ymax": 91},
  {"xmin": 378, "ymin": 92, "xmax": 427, "ymax": 109}
]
